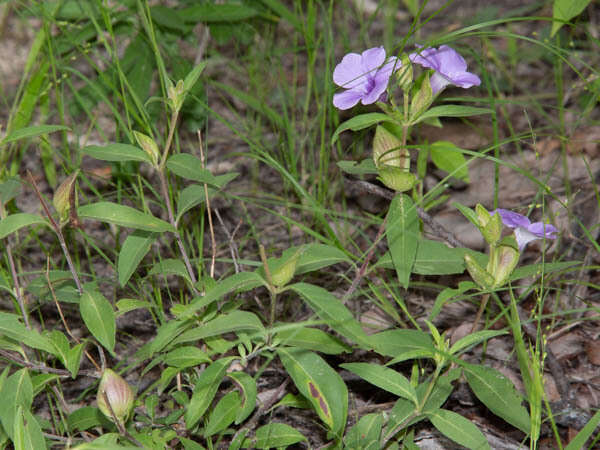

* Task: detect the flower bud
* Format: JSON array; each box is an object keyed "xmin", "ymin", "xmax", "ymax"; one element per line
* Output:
[
  {"xmin": 378, "ymin": 165, "xmax": 416, "ymax": 193},
  {"xmin": 464, "ymin": 254, "xmax": 494, "ymax": 290},
  {"xmin": 168, "ymin": 79, "xmax": 185, "ymax": 113},
  {"xmin": 133, "ymin": 131, "xmax": 160, "ymax": 167},
  {"xmin": 53, "ymin": 171, "xmax": 78, "ymax": 226},
  {"xmin": 396, "ymin": 54, "xmax": 413, "ymax": 91},
  {"xmin": 373, "ymin": 125, "xmax": 408, "ymax": 169},
  {"xmin": 476, "ymin": 204, "xmax": 501, "ymax": 246},
  {"xmin": 270, "ymin": 247, "xmax": 305, "ymax": 288},
  {"xmin": 97, "ymin": 369, "xmax": 134, "ymax": 425},
  {"xmin": 490, "ymin": 237, "xmax": 520, "ymax": 288}
]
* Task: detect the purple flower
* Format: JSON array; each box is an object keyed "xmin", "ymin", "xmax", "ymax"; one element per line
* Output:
[
  {"xmin": 409, "ymin": 45, "xmax": 481, "ymax": 94},
  {"xmin": 333, "ymin": 47, "xmax": 399, "ymax": 110},
  {"xmin": 493, "ymin": 209, "xmax": 558, "ymax": 251}
]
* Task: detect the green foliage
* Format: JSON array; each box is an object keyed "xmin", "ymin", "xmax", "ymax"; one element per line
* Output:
[{"xmin": 0, "ymin": 1, "xmax": 595, "ymax": 448}]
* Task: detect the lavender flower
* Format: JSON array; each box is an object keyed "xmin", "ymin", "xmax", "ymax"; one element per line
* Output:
[
  {"xmin": 493, "ymin": 209, "xmax": 558, "ymax": 251},
  {"xmin": 409, "ymin": 45, "xmax": 481, "ymax": 94},
  {"xmin": 333, "ymin": 47, "xmax": 399, "ymax": 110}
]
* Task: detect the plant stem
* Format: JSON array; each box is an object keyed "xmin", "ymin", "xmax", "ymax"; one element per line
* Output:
[
  {"xmin": 27, "ymin": 171, "xmax": 83, "ymax": 295},
  {"xmin": 470, "ymin": 292, "xmax": 490, "ymax": 334}
]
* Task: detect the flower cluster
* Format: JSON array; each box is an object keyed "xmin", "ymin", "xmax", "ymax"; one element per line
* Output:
[
  {"xmin": 332, "ymin": 44, "xmax": 480, "ymax": 109},
  {"xmin": 493, "ymin": 209, "xmax": 558, "ymax": 251}
]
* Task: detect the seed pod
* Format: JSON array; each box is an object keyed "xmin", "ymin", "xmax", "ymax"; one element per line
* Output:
[{"xmin": 97, "ymin": 369, "xmax": 134, "ymax": 425}]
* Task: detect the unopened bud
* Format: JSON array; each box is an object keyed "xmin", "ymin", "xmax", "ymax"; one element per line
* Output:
[
  {"xmin": 490, "ymin": 237, "xmax": 520, "ymax": 288},
  {"xmin": 53, "ymin": 171, "xmax": 78, "ymax": 226},
  {"xmin": 464, "ymin": 254, "xmax": 494, "ymax": 290},
  {"xmin": 396, "ymin": 54, "xmax": 412, "ymax": 91},
  {"xmin": 378, "ymin": 165, "xmax": 416, "ymax": 193},
  {"xmin": 168, "ymin": 79, "xmax": 185, "ymax": 113},
  {"xmin": 270, "ymin": 247, "xmax": 305, "ymax": 288},
  {"xmin": 133, "ymin": 131, "xmax": 160, "ymax": 167},
  {"xmin": 97, "ymin": 369, "xmax": 134, "ymax": 425},
  {"xmin": 476, "ymin": 204, "xmax": 501, "ymax": 246}
]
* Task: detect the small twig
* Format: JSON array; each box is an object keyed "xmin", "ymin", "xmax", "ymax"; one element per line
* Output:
[
  {"xmin": 470, "ymin": 293, "xmax": 490, "ymax": 334},
  {"xmin": 198, "ymin": 130, "xmax": 217, "ymax": 279},
  {"xmin": 101, "ymin": 390, "xmax": 144, "ymax": 447},
  {"xmin": 157, "ymin": 171, "xmax": 199, "ymax": 294},
  {"xmin": 4, "ymin": 234, "xmax": 30, "ymax": 328},
  {"xmin": 342, "ymin": 213, "xmax": 389, "ymax": 304},
  {"xmin": 46, "ymin": 258, "xmax": 101, "ymax": 372},
  {"xmin": 27, "ymin": 171, "xmax": 83, "ymax": 294},
  {"xmin": 0, "ymin": 348, "xmax": 99, "ymax": 378},
  {"xmin": 350, "ymin": 179, "xmax": 465, "ymax": 248},
  {"xmin": 230, "ymin": 379, "xmax": 289, "ymax": 445},
  {"xmin": 214, "ymin": 208, "xmax": 241, "ymax": 273}
]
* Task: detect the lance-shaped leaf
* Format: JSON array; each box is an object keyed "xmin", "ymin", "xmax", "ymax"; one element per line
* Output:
[
  {"xmin": 387, "ymin": 194, "xmax": 419, "ymax": 289},
  {"xmin": 78, "ymin": 202, "xmax": 175, "ymax": 232},
  {"xmin": 289, "ymin": 282, "xmax": 371, "ymax": 349},
  {"xmin": 278, "ymin": 348, "xmax": 347, "ymax": 436},
  {"xmin": 80, "ymin": 289, "xmax": 116, "ymax": 356},
  {"xmin": 341, "ymin": 362, "xmax": 418, "ymax": 405},
  {"xmin": 0, "ymin": 213, "xmax": 49, "ymax": 239}
]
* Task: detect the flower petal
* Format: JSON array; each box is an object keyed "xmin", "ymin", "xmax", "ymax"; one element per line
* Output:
[
  {"xmin": 447, "ymin": 71, "xmax": 481, "ymax": 89},
  {"xmin": 409, "ymin": 46, "xmax": 441, "ymax": 71},
  {"xmin": 333, "ymin": 89, "xmax": 364, "ymax": 110},
  {"xmin": 514, "ymin": 227, "xmax": 541, "ymax": 251},
  {"xmin": 527, "ymin": 222, "xmax": 558, "ymax": 239},
  {"xmin": 435, "ymin": 45, "xmax": 468, "ymax": 75},
  {"xmin": 429, "ymin": 72, "xmax": 451, "ymax": 94},
  {"xmin": 493, "ymin": 209, "xmax": 531, "ymax": 229},
  {"xmin": 360, "ymin": 46, "xmax": 387, "ymax": 76},
  {"xmin": 333, "ymin": 52, "xmax": 368, "ymax": 89}
]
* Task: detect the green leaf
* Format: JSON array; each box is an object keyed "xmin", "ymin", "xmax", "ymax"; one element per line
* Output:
[
  {"xmin": 177, "ymin": 272, "xmax": 267, "ymax": 318},
  {"xmin": 79, "ymin": 289, "xmax": 116, "ymax": 356},
  {"xmin": 463, "ymin": 364, "xmax": 530, "ymax": 434},
  {"xmin": 429, "ymin": 141, "xmax": 469, "ymax": 182},
  {"xmin": 0, "ymin": 213, "xmax": 48, "ymax": 239},
  {"xmin": 148, "ymin": 259, "xmax": 192, "ymax": 284},
  {"xmin": 117, "ymin": 230, "xmax": 156, "ymax": 287},
  {"xmin": 551, "ymin": 0, "xmax": 592, "ymax": 36},
  {"xmin": 336, "ymin": 159, "xmax": 378, "ymax": 175},
  {"xmin": 295, "ymin": 243, "xmax": 352, "ymax": 275},
  {"xmin": 449, "ymin": 330, "xmax": 507, "ymax": 355},
  {"xmin": 376, "ymin": 239, "xmax": 467, "ymax": 275},
  {"xmin": 0, "ymin": 369, "xmax": 33, "ymax": 440},
  {"xmin": 415, "ymin": 105, "xmax": 492, "ymax": 124},
  {"xmin": 278, "ymin": 348, "xmax": 347, "ymax": 436},
  {"xmin": 78, "ymin": 202, "xmax": 175, "ymax": 232},
  {"xmin": 341, "ymin": 363, "xmax": 418, "ymax": 405},
  {"xmin": 163, "ymin": 346, "xmax": 211, "ymax": 369},
  {"xmin": 166, "ymin": 154, "xmax": 220, "ymax": 186},
  {"xmin": 510, "ymin": 260, "xmax": 580, "ymax": 282},
  {"xmin": 204, "ymin": 391, "xmax": 240, "ymax": 436},
  {"xmin": 428, "ymin": 408, "xmax": 490, "ymax": 450},
  {"xmin": 249, "ymin": 423, "xmax": 307, "ymax": 449},
  {"xmin": 289, "ymin": 283, "xmax": 371, "ymax": 349},
  {"xmin": 67, "ymin": 406, "xmax": 104, "ymax": 432},
  {"xmin": 14, "ymin": 406, "xmax": 47, "ymax": 450},
  {"xmin": 176, "ymin": 184, "xmax": 208, "ymax": 221},
  {"xmin": 1, "ymin": 124, "xmax": 70, "ymax": 145},
  {"xmin": 175, "ymin": 173, "xmax": 237, "ymax": 223},
  {"xmin": 0, "ymin": 312, "xmax": 55, "ymax": 354},
  {"xmin": 183, "ymin": 61, "xmax": 209, "ymax": 92},
  {"xmin": 116, "ymin": 298, "xmax": 154, "ymax": 316},
  {"xmin": 172, "ymin": 311, "xmax": 265, "ymax": 346},
  {"xmin": 331, "ymin": 113, "xmax": 396, "ymax": 146},
  {"xmin": 185, "ymin": 358, "xmax": 232, "ymax": 428},
  {"xmin": 345, "ymin": 413, "xmax": 384, "ymax": 450},
  {"xmin": 370, "ymin": 329, "xmax": 436, "ymax": 361},
  {"xmin": 275, "ymin": 327, "xmax": 351, "ymax": 355},
  {"xmin": 387, "ymin": 194, "xmax": 419, "ymax": 289},
  {"xmin": 565, "ymin": 408, "xmax": 600, "ymax": 450},
  {"xmin": 48, "ymin": 330, "xmax": 83, "ymax": 378},
  {"xmin": 81, "ymin": 143, "xmax": 152, "ymax": 163},
  {"xmin": 228, "ymin": 371, "xmax": 257, "ymax": 424}
]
